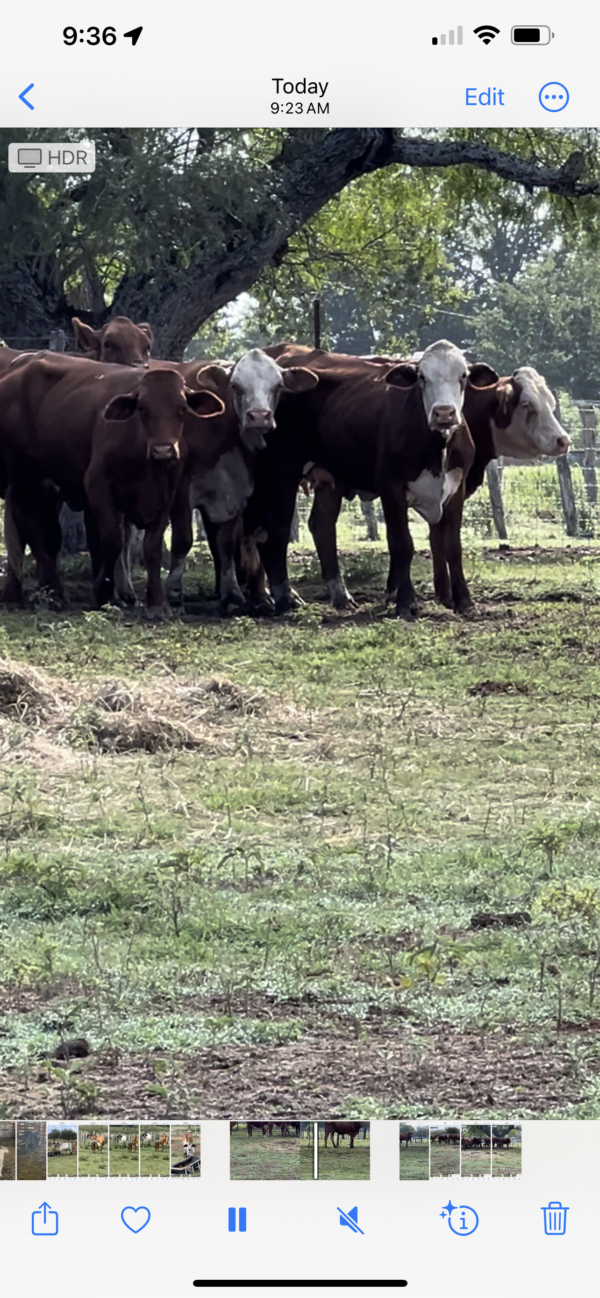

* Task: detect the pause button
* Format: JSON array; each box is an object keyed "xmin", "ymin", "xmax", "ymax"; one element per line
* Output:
[{"xmin": 228, "ymin": 1207, "xmax": 247, "ymax": 1232}]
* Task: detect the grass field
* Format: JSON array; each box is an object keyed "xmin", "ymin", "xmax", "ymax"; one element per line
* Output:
[
  {"xmin": 78, "ymin": 1125, "xmax": 108, "ymax": 1176},
  {"xmin": 140, "ymin": 1126, "xmax": 170, "ymax": 1176},
  {"xmin": 3, "ymin": 541, "xmax": 600, "ymax": 1119},
  {"xmin": 492, "ymin": 1145, "xmax": 522, "ymax": 1177},
  {"xmin": 47, "ymin": 1148, "xmax": 77, "ymax": 1177},
  {"xmin": 230, "ymin": 1130, "xmax": 299, "ymax": 1180},
  {"xmin": 109, "ymin": 1127, "xmax": 140, "ymax": 1176},
  {"xmin": 318, "ymin": 1128, "xmax": 370, "ymax": 1181},
  {"xmin": 430, "ymin": 1138, "xmax": 460, "ymax": 1178},
  {"xmin": 460, "ymin": 1147, "xmax": 491, "ymax": 1177},
  {"xmin": 300, "ymin": 1140, "xmax": 314, "ymax": 1180},
  {"xmin": 399, "ymin": 1141, "xmax": 429, "ymax": 1181}
]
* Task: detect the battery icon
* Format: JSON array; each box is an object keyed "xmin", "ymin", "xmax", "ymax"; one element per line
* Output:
[{"xmin": 511, "ymin": 25, "xmax": 554, "ymax": 43}]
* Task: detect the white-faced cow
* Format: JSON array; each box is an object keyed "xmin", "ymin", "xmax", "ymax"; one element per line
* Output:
[
  {"xmin": 247, "ymin": 342, "xmax": 475, "ymax": 617},
  {"xmin": 166, "ymin": 348, "xmax": 318, "ymax": 614}
]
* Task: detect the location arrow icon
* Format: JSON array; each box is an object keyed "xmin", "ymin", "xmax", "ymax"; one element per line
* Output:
[{"xmin": 124, "ymin": 27, "xmax": 143, "ymax": 46}]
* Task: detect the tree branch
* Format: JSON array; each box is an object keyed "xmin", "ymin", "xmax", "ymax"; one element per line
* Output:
[{"xmin": 108, "ymin": 130, "xmax": 599, "ymax": 356}]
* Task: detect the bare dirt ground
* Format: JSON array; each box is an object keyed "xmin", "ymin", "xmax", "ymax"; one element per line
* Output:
[{"xmin": 2, "ymin": 1023, "xmax": 592, "ymax": 1119}]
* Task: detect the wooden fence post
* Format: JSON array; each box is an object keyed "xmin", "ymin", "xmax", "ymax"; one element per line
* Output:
[{"xmin": 485, "ymin": 462, "xmax": 508, "ymax": 541}]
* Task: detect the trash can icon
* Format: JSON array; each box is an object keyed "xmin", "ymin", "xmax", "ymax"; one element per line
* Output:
[{"xmin": 542, "ymin": 1201, "xmax": 569, "ymax": 1235}]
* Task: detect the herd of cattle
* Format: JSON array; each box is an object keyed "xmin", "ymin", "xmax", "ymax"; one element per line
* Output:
[
  {"xmin": 0, "ymin": 315, "xmax": 571, "ymax": 619},
  {"xmin": 401, "ymin": 1131, "xmax": 512, "ymax": 1149},
  {"xmin": 231, "ymin": 1122, "xmax": 303, "ymax": 1138}
]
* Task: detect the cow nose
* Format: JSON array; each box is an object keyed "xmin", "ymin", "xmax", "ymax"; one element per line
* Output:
[
  {"xmin": 431, "ymin": 403, "xmax": 458, "ymax": 426},
  {"xmin": 245, "ymin": 408, "xmax": 274, "ymax": 429},
  {"xmin": 557, "ymin": 435, "xmax": 571, "ymax": 454}
]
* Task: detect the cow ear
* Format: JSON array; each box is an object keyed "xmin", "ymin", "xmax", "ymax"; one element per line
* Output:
[
  {"xmin": 282, "ymin": 366, "xmax": 319, "ymax": 393},
  {"xmin": 468, "ymin": 362, "xmax": 499, "ymax": 389},
  {"xmin": 493, "ymin": 380, "xmax": 517, "ymax": 428},
  {"xmin": 137, "ymin": 322, "xmax": 153, "ymax": 344},
  {"xmin": 383, "ymin": 363, "xmax": 418, "ymax": 389},
  {"xmin": 73, "ymin": 318, "xmax": 101, "ymax": 357},
  {"xmin": 184, "ymin": 387, "xmax": 225, "ymax": 418},
  {"xmin": 194, "ymin": 364, "xmax": 232, "ymax": 387},
  {"xmin": 103, "ymin": 393, "xmax": 139, "ymax": 421}
]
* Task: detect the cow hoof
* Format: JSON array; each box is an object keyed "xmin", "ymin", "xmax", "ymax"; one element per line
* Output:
[
  {"xmin": 221, "ymin": 598, "xmax": 251, "ymax": 617},
  {"xmin": 332, "ymin": 592, "xmax": 357, "ymax": 610},
  {"xmin": 394, "ymin": 604, "xmax": 418, "ymax": 621},
  {"xmin": 251, "ymin": 598, "xmax": 276, "ymax": 618},
  {"xmin": 274, "ymin": 592, "xmax": 304, "ymax": 614}
]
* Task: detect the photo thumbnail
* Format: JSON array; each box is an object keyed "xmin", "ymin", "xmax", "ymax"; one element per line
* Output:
[{"xmin": 0, "ymin": 126, "xmax": 599, "ymax": 1122}]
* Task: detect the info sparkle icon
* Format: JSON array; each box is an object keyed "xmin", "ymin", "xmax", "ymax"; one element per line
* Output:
[{"xmin": 440, "ymin": 1201, "xmax": 479, "ymax": 1235}]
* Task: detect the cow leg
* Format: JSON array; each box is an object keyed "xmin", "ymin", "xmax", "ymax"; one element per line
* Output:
[
  {"xmin": 238, "ymin": 531, "xmax": 274, "ymax": 615},
  {"xmin": 443, "ymin": 487, "xmax": 473, "ymax": 615},
  {"xmin": 0, "ymin": 489, "xmax": 27, "ymax": 605},
  {"xmin": 113, "ymin": 521, "xmax": 137, "ymax": 607},
  {"xmin": 3, "ymin": 481, "xmax": 66, "ymax": 607},
  {"xmin": 213, "ymin": 518, "xmax": 249, "ymax": 614},
  {"xmin": 428, "ymin": 519, "xmax": 452, "ymax": 608},
  {"xmin": 143, "ymin": 515, "xmax": 170, "ymax": 616},
  {"xmin": 252, "ymin": 474, "xmax": 304, "ymax": 614},
  {"xmin": 166, "ymin": 478, "xmax": 193, "ymax": 607},
  {"xmin": 380, "ymin": 487, "xmax": 417, "ymax": 618},
  {"xmin": 87, "ymin": 496, "xmax": 124, "ymax": 608},
  {"xmin": 308, "ymin": 483, "xmax": 356, "ymax": 610}
]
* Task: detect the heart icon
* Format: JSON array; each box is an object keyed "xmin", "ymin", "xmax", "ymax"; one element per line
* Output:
[{"xmin": 121, "ymin": 1206, "xmax": 151, "ymax": 1233}]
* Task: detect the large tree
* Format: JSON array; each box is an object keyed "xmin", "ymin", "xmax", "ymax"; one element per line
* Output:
[{"xmin": 0, "ymin": 127, "xmax": 598, "ymax": 358}]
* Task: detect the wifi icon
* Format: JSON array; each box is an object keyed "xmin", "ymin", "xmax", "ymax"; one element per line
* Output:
[{"xmin": 474, "ymin": 24, "xmax": 500, "ymax": 43}]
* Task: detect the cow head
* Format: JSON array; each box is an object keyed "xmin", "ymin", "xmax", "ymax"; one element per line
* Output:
[
  {"xmin": 197, "ymin": 348, "xmax": 318, "ymax": 451},
  {"xmin": 73, "ymin": 316, "xmax": 153, "ymax": 367},
  {"xmin": 384, "ymin": 339, "xmax": 470, "ymax": 438},
  {"xmin": 102, "ymin": 370, "xmax": 224, "ymax": 460},
  {"xmin": 492, "ymin": 367, "xmax": 571, "ymax": 458}
]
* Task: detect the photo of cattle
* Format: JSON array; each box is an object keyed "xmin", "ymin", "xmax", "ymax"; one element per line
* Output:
[
  {"xmin": 77, "ymin": 1125, "xmax": 108, "ymax": 1176},
  {"xmin": 140, "ymin": 1125, "xmax": 170, "ymax": 1176},
  {"xmin": 1, "ymin": 125, "xmax": 600, "ymax": 1122},
  {"xmin": 230, "ymin": 1121, "xmax": 300, "ymax": 1180},
  {"xmin": 317, "ymin": 1122, "xmax": 370, "ymax": 1180},
  {"xmin": 16, "ymin": 1121, "xmax": 46, "ymax": 1180},
  {"xmin": 299, "ymin": 1122, "xmax": 315, "ymax": 1179},
  {"xmin": 461, "ymin": 1125, "xmax": 491, "ymax": 1177},
  {"xmin": 108, "ymin": 1124, "xmax": 140, "ymax": 1176},
  {"xmin": 492, "ymin": 1125, "xmax": 522, "ymax": 1178},
  {"xmin": 171, "ymin": 1126, "xmax": 201, "ymax": 1176},
  {"xmin": 0, "ymin": 1122, "xmax": 15, "ymax": 1180},
  {"xmin": 47, "ymin": 1124, "xmax": 77, "ymax": 1177},
  {"xmin": 430, "ymin": 1126, "xmax": 460, "ymax": 1178},
  {"xmin": 399, "ymin": 1124, "xmax": 429, "ymax": 1181}
]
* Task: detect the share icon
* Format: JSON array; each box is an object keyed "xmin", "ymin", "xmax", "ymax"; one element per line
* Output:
[{"xmin": 337, "ymin": 1206, "xmax": 364, "ymax": 1234}]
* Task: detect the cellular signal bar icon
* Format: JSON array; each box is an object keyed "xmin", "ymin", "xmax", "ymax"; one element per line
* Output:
[{"xmin": 432, "ymin": 26, "xmax": 463, "ymax": 45}]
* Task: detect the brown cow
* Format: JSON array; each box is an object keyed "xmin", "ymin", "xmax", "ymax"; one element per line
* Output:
[
  {"xmin": 165, "ymin": 349, "xmax": 317, "ymax": 614},
  {"xmin": 247, "ymin": 1123, "xmax": 268, "ymax": 1137},
  {"xmin": 247, "ymin": 342, "xmax": 476, "ymax": 618},
  {"xmin": 399, "ymin": 1132, "xmax": 412, "ymax": 1146},
  {"xmin": 493, "ymin": 1136, "xmax": 511, "ymax": 1149},
  {"xmin": 324, "ymin": 1121, "xmax": 363, "ymax": 1149},
  {"xmin": 0, "ymin": 318, "xmax": 159, "ymax": 602},
  {"xmin": 303, "ymin": 360, "xmax": 571, "ymax": 612},
  {"xmin": 73, "ymin": 316, "xmax": 153, "ymax": 368},
  {"xmin": 0, "ymin": 355, "xmax": 223, "ymax": 608},
  {"xmin": 461, "ymin": 1137, "xmax": 475, "ymax": 1149}
]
